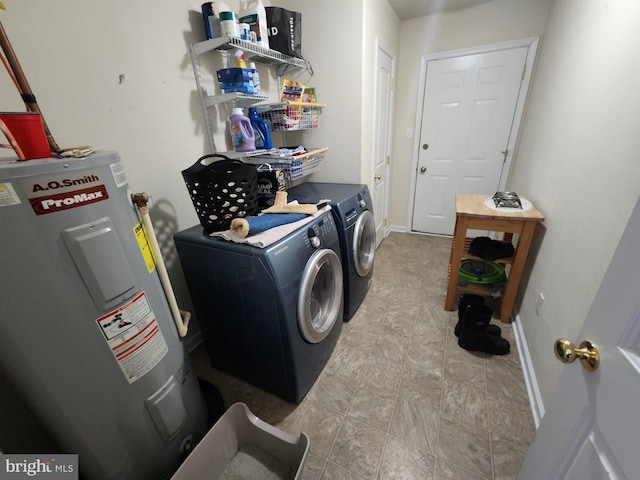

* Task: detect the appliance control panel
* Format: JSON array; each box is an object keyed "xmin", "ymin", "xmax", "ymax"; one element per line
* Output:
[{"xmin": 305, "ymin": 213, "xmax": 336, "ymax": 249}]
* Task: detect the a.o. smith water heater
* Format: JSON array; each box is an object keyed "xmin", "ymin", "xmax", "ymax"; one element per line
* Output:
[{"xmin": 0, "ymin": 151, "xmax": 208, "ymax": 479}]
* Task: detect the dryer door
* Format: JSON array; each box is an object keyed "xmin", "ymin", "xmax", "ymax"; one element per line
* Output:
[
  {"xmin": 298, "ymin": 248, "xmax": 343, "ymax": 344},
  {"xmin": 353, "ymin": 210, "xmax": 376, "ymax": 277}
]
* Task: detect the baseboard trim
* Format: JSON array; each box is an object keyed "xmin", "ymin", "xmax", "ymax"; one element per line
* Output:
[
  {"xmin": 512, "ymin": 313, "xmax": 545, "ymax": 428},
  {"xmin": 389, "ymin": 224, "xmax": 408, "ymax": 233}
]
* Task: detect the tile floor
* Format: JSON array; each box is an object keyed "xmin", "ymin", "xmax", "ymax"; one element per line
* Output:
[{"xmin": 191, "ymin": 231, "xmax": 535, "ymax": 479}]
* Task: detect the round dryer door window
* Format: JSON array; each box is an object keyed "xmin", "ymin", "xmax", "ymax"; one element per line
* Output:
[
  {"xmin": 353, "ymin": 210, "xmax": 375, "ymax": 277},
  {"xmin": 298, "ymin": 249, "xmax": 343, "ymax": 344}
]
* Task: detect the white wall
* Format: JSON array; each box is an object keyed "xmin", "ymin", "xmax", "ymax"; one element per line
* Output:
[
  {"xmin": 508, "ymin": 0, "xmax": 640, "ymax": 404},
  {"xmin": 273, "ymin": 0, "xmax": 364, "ymax": 184},
  {"xmin": 389, "ymin": 0, "xmax": 551, "ymax": 228}
]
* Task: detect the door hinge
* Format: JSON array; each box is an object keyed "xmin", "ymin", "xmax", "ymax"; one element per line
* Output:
[
  {"xmin": 521, "ymin": 64, "xmax": 527, "ymax": 80},
  {"xmin": 501, "ymin": 149, "xmax": 509, "ymax": 163},
  {"xmin": 390, "ymin": 79, "xmax": 394, "ymax": 91},
  {"xmin": 386, "ymin": 155, "xmax": 390, "ymax": 165},
  {"xmin": 384, "ymin": 218, "xmax": 388, "ymax": 227}
]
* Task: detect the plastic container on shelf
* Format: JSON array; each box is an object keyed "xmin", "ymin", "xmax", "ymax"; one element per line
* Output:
[
  {"xmin": 249, "ymin": 107, "xmax": 272, "ymax": 150},
  {"xmin": 249, "ymin": 61, "xmax": 261, "ymax": 92},
  {"xmin": 229, "ymin": 108, "xmax": 255, "ymax": 152},
  {"xmin": 219, "ymin": 11, "xmax": 239, "ymax": 37},
  {"xmin": 238, "ymin": 0, "xmax": 270, "ymax": 49}
]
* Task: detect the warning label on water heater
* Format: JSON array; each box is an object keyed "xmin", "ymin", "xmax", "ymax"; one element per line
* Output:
[{"xmin": 96, "ymin": 292, "xmax": 168, "ymax": 384}]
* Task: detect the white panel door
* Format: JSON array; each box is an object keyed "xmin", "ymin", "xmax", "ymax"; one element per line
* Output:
[
  {"xmin": 412, "ymin": 47, "xmax": 528, "ymax": 235},
  {"xmin": 372, "ymin": 42, "xmax": 394, "ymax": 248},
  {"xmin": 519, "ymin": 197, "xmax": 640, "ymax": 479}
]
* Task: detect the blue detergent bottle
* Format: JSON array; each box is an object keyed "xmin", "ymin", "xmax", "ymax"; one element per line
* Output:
[{"xmin": 248, "ymin": 107, "xmax": 272, "ymax": 150}]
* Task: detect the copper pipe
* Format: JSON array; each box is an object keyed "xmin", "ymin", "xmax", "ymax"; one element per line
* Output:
[{"xmin": 0, "ymin": 20, "xmax": 60, "ymax": 152}]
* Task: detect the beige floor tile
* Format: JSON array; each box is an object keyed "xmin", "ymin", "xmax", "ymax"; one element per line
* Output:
[
  {"xmin": 328, "ymin": 417, "xmax": 386, "ymax": 479},
  {"xmin": 437, "ymin": 416, "xmax": 492, "ymax": 478},
  {"xmin": 487, "ymin": 393, "xmax": 535, "ymax": 443},
  {"xmin": 444, "ymin": 356, "xmax": 487, "ymax": 390},
  {"xmin": 378, "ymin": 436, "xmax": 436, "ymax": 479},
  {"xmin": 440, "ymin": 378, "xmax": 489, "ymax": 429},
  {"xmin": 298, "ymin": 452, "xmax": 326, "ymax": 480},
  {"xmin": 491, "ymin": 432, "xmax": 530, "ymax": 480},
  {"xmin": 371, "ymin": 326, "xmax": 411, "ymax": 364},
  {"xmin": 291, "ymin": 400, "xmax": 343, "ymax": 458},
  {"xmin": 346, "ymin": 383, "xmax": 396, "ymax": 432},
  {"xmin": 434, "ymin": 457, "xmax": 490, "ymax": 480},
  {"xmin": 389, "ymin": 397, "xmax": 439, "ymax": 456},
  {"xmin": 360, "ymin": 353, "xmax": 404, "ymax": 393},
  {"xmin": 321, "ymin": 461, "xmax": 366, "ymax": 479},
  {"xmin": 398, "ymin": 365, "xmax": 443, "ymax": 411},
  {"xmin": 307, "ymin": 370, "xmax": 359, "ymax": 414}
]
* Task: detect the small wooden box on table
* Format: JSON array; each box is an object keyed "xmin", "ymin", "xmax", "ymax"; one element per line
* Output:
[{"xmin": 445, "ymin": 193, "xmax": 544, "ymax": 322}]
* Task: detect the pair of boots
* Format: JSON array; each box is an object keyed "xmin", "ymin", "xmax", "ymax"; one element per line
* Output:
[{"xmin": 455, "ymin": 294, "xmax": 510, "ymax": 355}]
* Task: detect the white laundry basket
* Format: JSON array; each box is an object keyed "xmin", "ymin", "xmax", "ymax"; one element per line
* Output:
[{"xmin": 171, "ymin": 403, "xmax": 310, "ymax": 480}]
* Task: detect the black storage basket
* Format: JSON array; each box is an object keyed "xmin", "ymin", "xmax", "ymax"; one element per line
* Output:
[{"xmin": 182, "ymin": 154, "xmax": 258, "ymax": 232}]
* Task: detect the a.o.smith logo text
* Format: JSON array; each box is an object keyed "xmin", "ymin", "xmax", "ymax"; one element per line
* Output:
[
  {"xmin": 31, "ymin": 175, "xmax": 100, "ymax": 193},
  {"xmin": 29, "ymin": 185, "xmax": 109, "ymax": 215}
]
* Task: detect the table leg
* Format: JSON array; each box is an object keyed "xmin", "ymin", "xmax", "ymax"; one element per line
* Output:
[
  {"xmin": 499, "ymin": 221, "xmax": 537, "ymax": 322},
  {"xmin": 445, "ymin": 215, "xmax": 468, "ymax": 311}
]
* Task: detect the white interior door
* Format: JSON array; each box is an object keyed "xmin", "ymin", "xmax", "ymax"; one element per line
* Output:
[
  {"xmin": 412, "ymin": 46, "xmax": 528, "ymax": 235},
  {"xmin": 518, "ymin": 197, "xmax": 640, "ymax": 479},
  {"xmin": 372, "ymin": 39, "xmax": 394, "ymax": 248}
]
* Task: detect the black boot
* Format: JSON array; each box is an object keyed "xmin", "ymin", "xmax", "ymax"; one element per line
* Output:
[
  {"xmin": 458, "ymin": 304, "xmax": 510, "ymax": 355},
  {"xmin": 454, "ymin": 294, "xmax": 501, "ymax": 337}
]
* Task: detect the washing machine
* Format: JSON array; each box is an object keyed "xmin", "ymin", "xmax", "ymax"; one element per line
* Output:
[
  {"xmin": 287, "ymin": 183, "xmax": 376, "ymax": 320},
  {"xmin": 174, "ymin": 210, "xmax": 343, "ymax": 404}
]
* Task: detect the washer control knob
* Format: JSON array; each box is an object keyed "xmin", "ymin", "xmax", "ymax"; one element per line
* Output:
[
  {"xmin": 308, "ymin": 228, "xmax": 321, "ymax": 248},
  {"xmin": 359, "ymin": 199, "xmax": 366, "ymax": 208}
]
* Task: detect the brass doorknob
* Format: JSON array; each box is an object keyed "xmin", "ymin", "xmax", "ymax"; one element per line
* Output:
[
  {"xmin": 554, "ymin": 338, "xmax": 599, "ymax": 371},
  {"xmin": 374, "ymin": 174, "xmax": 382, "ymax": 181}
]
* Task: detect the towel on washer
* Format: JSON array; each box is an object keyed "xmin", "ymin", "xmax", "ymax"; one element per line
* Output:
[
  {"xmin": 210, "ymin": 205, "xmax": 332, "ymax": 248},
  {"xmin": 230, "ymin": 213, "xmax": 308, "ymax": 238}
]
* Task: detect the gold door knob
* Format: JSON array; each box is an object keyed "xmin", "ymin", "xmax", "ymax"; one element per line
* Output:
[
  {"xmin": 554, "ymin": 338, "xmax": 599, "ymax": 371},
  {"xmin": 374, "ymin": 174, "xmax": 382, "ymax": 181}
]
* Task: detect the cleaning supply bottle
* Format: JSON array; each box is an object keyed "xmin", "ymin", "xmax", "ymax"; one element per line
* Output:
[
  {"xmin": 234, "ymin": 50, "xmax": 247, "ymax": 68},
  {"xmin": 238, "ymin": 0, "xmax": 270, "ymax": 50},
  {"xmin": 249, "ymin": 62, "xmax": 260, "ymax": 92},
  {"xmin": 229, "ymin": 108, "xmax": 255, "ymax": 152},
  {"xmin": 248, "ymin": 107, "xmax": 272, "ymax": 150}
]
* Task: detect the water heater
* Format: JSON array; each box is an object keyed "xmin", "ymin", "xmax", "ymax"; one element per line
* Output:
[{"xmin": 0, "ymin": 151, "xmax": 208, "ymax": 479}]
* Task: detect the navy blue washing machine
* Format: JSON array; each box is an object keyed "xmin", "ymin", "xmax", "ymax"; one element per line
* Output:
[
  {"xmin": 287, "ymin": 183, "xmax": 375, "ymax": 320},
  {"xmin": 174, "ymin": 210, "xmax": 343, "ymax": 404}
]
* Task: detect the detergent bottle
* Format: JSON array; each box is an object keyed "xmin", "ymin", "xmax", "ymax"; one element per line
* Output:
[
  {"xmin": 238, "ymin": 0, "xmax": 270, "ymax": 49},
  {"xmin": 229, "ymin": 108, "xmax": 255, "ymax": 152},
  {"xmin": 248, "ymin": 107, "xmax": 272, "ymax": 150}
]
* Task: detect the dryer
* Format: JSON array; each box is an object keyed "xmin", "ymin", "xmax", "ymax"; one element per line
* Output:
[
  {"xmin": 174, "ymin": 211, "xmax": 343, "ymax": 403},
  {"xmin": 288, "ymin": 183, "xmax": 375, "ymax": 320}
]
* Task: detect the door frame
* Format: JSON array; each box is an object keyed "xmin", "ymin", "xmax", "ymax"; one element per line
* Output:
[
  {"xmin": 371, "ymin": 35, "xmax": 396, "ymax": 246},
  {"xmin": 406, "ymin": 37, "xmax": 539, "ymax": 233}
]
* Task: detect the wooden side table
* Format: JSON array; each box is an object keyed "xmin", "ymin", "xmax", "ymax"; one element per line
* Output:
[{"xmin": 445, "ymin": 194, "xmax": 544, "ymax": 322}]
